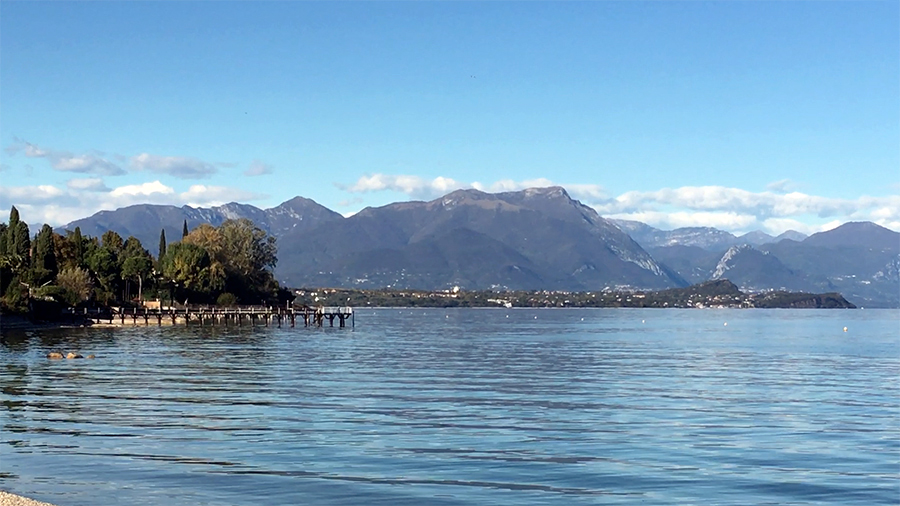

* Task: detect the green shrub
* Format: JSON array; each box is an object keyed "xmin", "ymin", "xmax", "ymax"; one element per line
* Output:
[{"xmin": 216, "ymin": 292, "xmax": 238, "ymax": 307}]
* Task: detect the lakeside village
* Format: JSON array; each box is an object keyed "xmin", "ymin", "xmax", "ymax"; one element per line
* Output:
[
  {"xmin": 0, "ymin": 206, "xmax": 854, "ymax": 328},
  {"xmin": 293, "ymin": 281, "xmax": 854, "ymax": 310}
]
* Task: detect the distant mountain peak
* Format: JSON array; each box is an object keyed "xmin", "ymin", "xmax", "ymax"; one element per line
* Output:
[
  {"xmin": 774, "ymin": 229, "xmax": 807, "ymax": 243},
  {"xmin": 804, "ymin": 221, "xmax": 899, "ymax": 249},
  {"xmin": 712, "ymin": 244, "xmax": 754, "ymax": 280}
]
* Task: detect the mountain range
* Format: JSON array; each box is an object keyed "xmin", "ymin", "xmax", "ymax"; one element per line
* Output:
[{"xmin": 58, "ymin": 187, "xmax": 900, "ymax": 307}]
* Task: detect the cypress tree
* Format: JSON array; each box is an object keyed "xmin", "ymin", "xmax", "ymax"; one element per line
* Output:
[
  {"xmin": 7, "ymin": 206, "xmax": 20, "ymax": 257},
  {"xmin": 158, "ymin": 229, "xmax": 167, "ymax": 260},
  {"xmin": 71, "ymin": 227, "xmax": 84, "ymax": 268},
  {"xmin": 0, "ymin": 223, "xmax": 7, "ymax": 257},
  {"xmin": 7, "ymin": 206, "xmax": 30, "ymax": 261},
  {"xmin": 182, "ymin": 220, "xmax": 189, "ymax": 239},
  {"xmin": 31, "ymin": 224, "xmax": 58, "ymax": 284}
]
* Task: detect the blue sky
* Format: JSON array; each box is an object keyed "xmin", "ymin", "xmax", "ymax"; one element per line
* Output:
[{"xmin": 1, "ymin": 1, "xmax": 897, "ymax": 235}]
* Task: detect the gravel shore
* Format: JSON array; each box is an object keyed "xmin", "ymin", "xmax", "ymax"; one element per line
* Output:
[{"xmin": 0, "ymin": 492, "xmax": 58, "ymax": 506}]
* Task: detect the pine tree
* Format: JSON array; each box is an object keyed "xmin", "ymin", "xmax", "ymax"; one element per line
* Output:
[
  {"xmin": 182, "ymin": 220, "xmax": 189, "ymax": 239},
  {"xmin": 158, "ymin": 229, "xmax": 167, "ymax": 260}
]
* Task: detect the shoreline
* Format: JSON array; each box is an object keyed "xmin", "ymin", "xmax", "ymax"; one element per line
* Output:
[{"xmin": 0, "ymin": 491, "xmax": 58, "ymax": 506}]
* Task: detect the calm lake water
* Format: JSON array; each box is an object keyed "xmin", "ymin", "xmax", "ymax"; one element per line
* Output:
[{"xmin": 1, "ymin": 308, "xmax": 898, "ymax": 505}]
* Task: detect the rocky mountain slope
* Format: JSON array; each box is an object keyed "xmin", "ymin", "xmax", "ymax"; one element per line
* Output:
[
  {"xmin": 613, "ymin": 219, "xmax": 807, "ymax": 250},
  {"xmin": 275, "ymin": 187, "xmax": 685, "ymax": 290},
  {"xmin": 59, "ymin": 197, "xmax": 343, "ymax": 257},
  {"xmin": 648, "ymin": 222, "xmax": 898, "ymax": 307},
  {"xmin": 58, "ymin": 189, "xmax": 897, "ymax": 306}
]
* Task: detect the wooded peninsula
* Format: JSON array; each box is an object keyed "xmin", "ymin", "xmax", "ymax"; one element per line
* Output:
[{"xmin": 0, "ymin": 206, "xmax": 292, "ymax": 317}]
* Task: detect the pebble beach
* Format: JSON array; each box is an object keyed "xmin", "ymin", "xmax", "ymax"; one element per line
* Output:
[{"xmin": 0, "ymin": 492, "xmax": 57, "ymax": 506}]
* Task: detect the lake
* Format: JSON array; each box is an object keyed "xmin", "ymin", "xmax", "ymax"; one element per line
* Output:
[{"xmin": 1, "ymin": 308, "xmax": 898, "ymax": 505}]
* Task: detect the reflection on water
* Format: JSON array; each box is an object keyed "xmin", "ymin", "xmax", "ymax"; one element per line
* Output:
[{"xmin": 1, "ymin": 309, "xmax": 898, "ymax": 506}]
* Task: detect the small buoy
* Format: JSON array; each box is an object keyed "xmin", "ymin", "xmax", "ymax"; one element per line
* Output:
[
  {"xmin": 642, "ymin": 319, "xmax": 645, "ymax": 323},
  {"xmin": 534, "ymin": 316, "xmax": 538, "ymax": 319},
  {"xmin": 506, "ymin": 315, "xmax": 509, "ymax": 318},
  {"xmin": 445, "ymin": 315, "xmax": 449, "ymax": 318},
  {"xmin": 843, "ymin": 327, "xmax": 848, "ymax": 332},
  {"xmin": 723, "ymin": 322, "xmax": 728, "ymax": 327},
  {"xmin": 581, "ymin": 318, "xmax": 584, "ymax": 321}
]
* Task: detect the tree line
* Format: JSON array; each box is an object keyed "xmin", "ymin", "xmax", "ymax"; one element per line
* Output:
[{"xmin": 0, "ymin": 206, "xmax": 291, "ymax": 314}]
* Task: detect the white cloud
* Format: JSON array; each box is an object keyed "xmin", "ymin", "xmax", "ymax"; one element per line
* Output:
[
  {"xmin": 760, "ymin": 218, "xmax": 817, "ymax": 236},
  {"xmin": 244, "ymin": 160, "xmax": 273, "ymax": 176},
  {"xmin": 180, "ymin": 185, "xmax": 262, "ymax": 206},
  {"xmin": 130, "ymin": 153, "xmax": 216, "ymax": 179},
  {"xmin": 0, "ymin": 184, "xmax": 70, "ymax": 206},
  {"xmin": 0, "ymin": 180, "xmax": 265, "ymax": 227},
  {"xmin": 109, "ymin": 180, "xmax": 176, "ymax": 198},
  {"xmin": 592, "ymin": 186, "xmax": 892, "ymax": 221},
  {"xmin": 339, "ymin": 174, "xmax": 600, "ymax": 202},
  {"xmin": 765, "ymin": 179, "xmax": 798, "ymax": 193},
  {"xmin": 6, "ymin": 138, "xmax": 125, "ymax": 176},
  {"xmin": 66, "ymin": 178, "xmax": 111, "ymax": 192},
  {"xmin": 336, "ymin": 174, "xmax": 899, "ymax": 235},
  {"xmin": 339, "ymin": 174, "xmax": 467, "ymax": 200}
]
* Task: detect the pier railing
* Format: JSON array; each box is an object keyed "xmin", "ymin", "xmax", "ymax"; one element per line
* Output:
[{"xmin": 61, "ymin": 305, "xmax": 354, "ymax": 328}]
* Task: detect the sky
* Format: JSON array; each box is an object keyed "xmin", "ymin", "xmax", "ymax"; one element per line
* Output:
[{"xmin": 1, "ymin": 1, "xmax": 898, "ymax": 237}]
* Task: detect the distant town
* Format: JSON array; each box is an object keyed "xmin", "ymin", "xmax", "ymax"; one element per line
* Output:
[{"xmin": 292, "ymin": 280, "xmax": 855, "ymax": 309}]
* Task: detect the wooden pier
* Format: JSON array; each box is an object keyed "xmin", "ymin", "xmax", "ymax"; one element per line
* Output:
[{"xmin": 62, "ymin": 305, "xmax": 354, "ymax": 328}]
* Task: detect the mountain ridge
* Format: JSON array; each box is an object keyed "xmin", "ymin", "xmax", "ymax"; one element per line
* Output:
[{"xmin": 56, "ymin": 188, "xmax": 898, "ymax": 306}]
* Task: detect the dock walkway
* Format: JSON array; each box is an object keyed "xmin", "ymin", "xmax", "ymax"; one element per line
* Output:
[{"xmin": 62, "ymin": 305, "xmax": 354, "ymax": 328}]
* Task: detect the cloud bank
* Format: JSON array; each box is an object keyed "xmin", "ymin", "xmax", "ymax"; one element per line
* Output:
[
  {"xmin": 244, "ymin": 160, "xmax": 273, "ymax": 176},
  {"xmin": 6, "ymin": 138, "xmax": 222, "ymax": 179},
  {"xmin": 337, "ymin": 173, "xmax": 899, "ymax": 235},
  {"xmin": 6, "ymin": 138, "xmax": 125, "ymax": 176},
  {"xmin": 130, "ymin": 153, "xmax": 217, "ymax": 179},
  {"xmin": 0, "ymin": 180, "xmax": 265, "ymax": 228}
]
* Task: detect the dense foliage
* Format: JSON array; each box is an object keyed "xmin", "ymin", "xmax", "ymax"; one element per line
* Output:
[{"xmin": 0, "ymin": 207, "xmax": 289, "ymax": 314}]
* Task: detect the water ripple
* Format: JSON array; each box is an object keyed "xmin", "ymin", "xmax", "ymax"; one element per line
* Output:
[{"xmin": 1, "ymin": 309, "xmax": 898, "ymax": 505}]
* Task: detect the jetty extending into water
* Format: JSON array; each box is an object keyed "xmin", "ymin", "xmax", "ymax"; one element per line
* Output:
[{"xmin": 62, "ymin": 305, "xmax": 354, "ymax": 328}]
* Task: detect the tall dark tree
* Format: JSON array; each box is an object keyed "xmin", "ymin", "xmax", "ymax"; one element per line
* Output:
[
  {"xmin": 121, "ymin": 236, "xmax": 153, "ymax": 301},
  {"xmin": 158, "ymin": 228, "xmax": 167, "ymax": 260},
  {"xmin": 182, "ymin": 220, "xmax": 189, "ymax": 239},
  {"xmin": 0, "ymin": 222, "xmax": 7, "ymax": 256},
  {"xmin": 0, "ymin": 222, "xmax": 9, "ymax": 296},
  {"xmin": 6, "ymin": 206, "xmax": 20, "ymax": 257},
  {"xmin": 87, "ymin": 245, "xmax": 119, "ymax": 304},
  {"xmin": 31, "ymin": 224, "xmax": 58, "ymax": 285},
  {"xmin": 71, "ymin": 227, "xmax": 85, "ymax": 268},
  {"xmin": 6, "ymin": 206, "xmax": 30, "ymax": 269}
]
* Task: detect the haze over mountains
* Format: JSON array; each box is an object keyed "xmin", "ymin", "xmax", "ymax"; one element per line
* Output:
[{"xmin": 60, "ymin": 187, "xmax": 900, "ymax": 307}]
